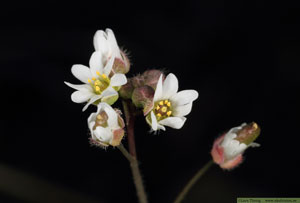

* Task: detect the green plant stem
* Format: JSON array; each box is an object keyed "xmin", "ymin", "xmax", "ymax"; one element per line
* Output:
[
  {"xmin": 173, "ymin": 160, "xmax": 214, "ymax": 203},
  {"xmin": 121, "ymin": 100, "xmax": 148, "ymax": 203}
]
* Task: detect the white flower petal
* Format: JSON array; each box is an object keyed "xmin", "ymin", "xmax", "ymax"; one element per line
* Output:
[
  {"xmin": 64, "ymin": 82, "xmax": 93, "ymax": 92},
  {"xmin": 110, "ymin": 73, "xmax": 127, "ymax": 87},
  {"xmin": 89, "ymin": 51, "xmax": 104, "ymax": 76},
  {"xmin": 101, "ymin": 86, "xmax": 118, "ymax": 98},
  {"xmin": 87, "ymin": 112, "xmax": 97, "ymax": 128},
  {"xmin": 157, "ymin": 124, "xmax": 166, "ymax": 131},
  {"xmin": 82, "ymin": 95, "xmax": 102, "ymax": 112},
  {"xmin": 94, "ymin": 126, "xmax": 112, "ymax": 143},
  {"xmin": 88, "ymin": 121, "xmax": 96, "ymax": 139},
  {"xmin": 162, "ymin": 73, "xmax": 178, "ymax": 99},
  {"xmin": 151, "ymin": 111, "xmax": 158, "ymax": 131},
  {"xmin": 170, "ymin": 90, "xmax": 199, "ymax": 106},
  {"xmin": 221, "ymin": 132, "xmax": 237, "ymax": 147},
  {"xmin": 104, "ymin": 105, "xmax": 118, "ymax": 128},
  {"xmin": 93, "ymin": 30, "xmax": 109, "ymax": 55},
  {"xmin": 103, "ymin": 54, "xmax": 115, "ymax": 76},
  {"xmin": 106, "ymin": 28, "xmax": 121, "ymax": 58},
  {"xmin": 158, "ymin": 117, "xmax": 187, "ymax": 129},
  {"xmin": 153, "ymin": 74, "xmax": 163, "ymax": 101},
  {"xmin": 173, "ymin": 102, "xmax": 193, "ymax": 117},
  {"xmin": 71, "ymin": 90, "xmax": 94, "ymax": 103},
  {"xmin": 71, "ymin": 64, "xmax": 93, "ymax": 84},
  {"xmin": 223, "ymin": 140, "xmax": 247, "ymax": 160}
]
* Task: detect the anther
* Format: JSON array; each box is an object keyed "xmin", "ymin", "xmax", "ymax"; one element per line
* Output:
[
  {"xmin": 95, "ymin": 86, "xmax": 100, "ymax": 92},
  {"xmin": 102, "ymin": 74, "xmax": 107, "ymax": 79},
  {"xmin": 156, "ymin": 105, "xmax": 160, "ymax": 110},
  {"xmin": 167, "ymin": 111, "xmax": 172, "ymax": 116},
  {"xmin": 94, "ymin": 80, "xmax": 101, "ymax": 86},
  {"xmin": 167, "ymin": 102, "xmax": 171, "ymax": 107},
  {"xmin": 161, "ymin": 106, "xmax": 167, "ymax": 113},
  {"xmin": 164, "ymin": 100, "xmax": 168, "ymax": 104},
  {"xmin": 159, "ymin": 101, "xmax": 164, "ymax": 105},
  {"xmin": 97, "ymin": 115, "xmax": 102, "ymax": 120},
  {"xmin": 92, "ymin": 77, "xmax": 96, "ymax": 81},
  {"xmin": 157, "ymin": 113, "xmax": 162, "ymax": 117},
  {"xmin": 88, "ymin": 79, "xmax": 92, "ymax": 83},
  {"xmin": 96, "ymin": 71, "xmax": 100, "ymax": 76}
]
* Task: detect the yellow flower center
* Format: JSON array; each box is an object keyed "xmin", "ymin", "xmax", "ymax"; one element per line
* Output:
[
  {"xmin": 153, "ymin": 99, "xmax": 172, "ymax": 121},
  {"xmin": 88, "ymin": 72, "xmax": 110, "ymax": 95}
]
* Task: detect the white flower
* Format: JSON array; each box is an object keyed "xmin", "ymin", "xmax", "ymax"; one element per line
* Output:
[
  {"xmin": 88, "ymin": 102, "xmax": 125, "ymax": 147},
  {"xmin": 145, "ymin": 73, "xmax": 199, "ymax": 131},
  {"xmin": 94, "ymin": 28, "xmax": 122, "ymax": 60},
  {"xmin": 93, "ymin": 28, "xmax": 130, "ymax": 74},
  {"xmin": 65, "ymin": 52, "xmax": 127, "ymax": 111},
  {"xmin": 221, "ymin": 123, "xmax": 260, "ymax": 159},
  {"xmin": 211, "ymin": 122, "xmax": 260, "ymax": 169}
]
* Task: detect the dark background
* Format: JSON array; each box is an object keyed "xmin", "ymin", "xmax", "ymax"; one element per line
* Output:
[{"xmin": 0, "ymin": 0, "xmax": 299, "ymax": 203}]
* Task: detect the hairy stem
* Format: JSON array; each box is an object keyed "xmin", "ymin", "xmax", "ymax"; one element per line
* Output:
[
  {"xmin": 173, "ymin": 160, "xmax": 214, "ymax": 203},
  {"xmin": 121, "ymin": 100, "xmax": 148, "ymax": 203}
]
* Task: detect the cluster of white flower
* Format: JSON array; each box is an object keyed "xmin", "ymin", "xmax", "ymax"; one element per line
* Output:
[
  {"xmin": 65, "ymin": 28, "xmax": 260, "ymax": 172},
  {"xmin": 65, "ymin": 28, "xmax": 199, "ymax": 148}
]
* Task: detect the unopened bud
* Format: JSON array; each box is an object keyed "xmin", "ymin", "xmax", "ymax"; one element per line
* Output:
[
  {"xmin": 131, "ymin": 74, "xmax": 145, "ymax": 88},
  {"xmin": 131, "ymin": 85, "xmax": 154, "ymax": 108},
  {"xmin": 142, "ymin": 69, "xmax": 165, "ymax": 89},
  {"xmin": 119, "ymin": 79, "xmax": 134, "ymax": 100},
  {"xmin": 112, "ymin": 51, "xmax": 130, "ymax": 74}
]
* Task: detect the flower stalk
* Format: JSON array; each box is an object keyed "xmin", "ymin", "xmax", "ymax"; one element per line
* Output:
[
  {"xmin": 121, "ymin": 100, "xmax": 148, "ymax": 203},
  {"xmin": 173, "ymin": 160, "xmax": 214, "ymax": 203}
]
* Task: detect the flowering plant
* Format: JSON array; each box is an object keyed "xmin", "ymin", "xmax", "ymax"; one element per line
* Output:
[{"xmin": 65, "ymin": 29, "xmax": 261, "ymax": 203}]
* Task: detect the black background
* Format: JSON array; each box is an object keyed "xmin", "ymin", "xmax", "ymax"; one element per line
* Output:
[{"xmin": 1, "ymin": 1, "xmax": 300, "ymax": 203}]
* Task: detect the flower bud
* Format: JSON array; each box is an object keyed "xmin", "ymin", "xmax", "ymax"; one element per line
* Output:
[
  {"xmin": 211, "ymin": 122, "xmax": 261, "ymax": 170},
  {"xmin": 88, "ymin": 103, "xmax": 125, "ymax": 148},
  {"xmin": 131, "ymin": 85, "xmax": 154, "ymax": 109},
  {"xmin": 112, "ymin": 51, "xmax": 130, "ymax": 74},
  {"xmin": 119, "ymin": 79, "xmax": 134, "ymax": 100},
  {"xmin": 131, "ymin": 74, "xmax": 145, "ymax": 88},
  {"xmin": 142, "ymin": 69, "xmax": 165, "ymax": 89}
]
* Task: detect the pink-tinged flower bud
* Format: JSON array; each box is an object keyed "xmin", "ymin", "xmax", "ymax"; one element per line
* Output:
[
  {"xmin": 211, "ymin": 122, "xmax": 261, "ymax": 170},
  {"xmin": 112, "ymin": 51, "xmax": 130, "ymax": 74},
  {"xmin": 88, "ymin": 103, "xmax": 125, "ymax": 148},
  {"xmin": 119, "ymin": 79, "xmax": 134, "ymax": 100},
  {"xmin": 142, "ymin": 69, "xmax": 165, "ymax": 89},
  {"xmin": 131, "ymin": 74, "xmax": 145, "ymax": 88},
  {"xmin": 131, "ymin": 85, "xmax": 155, "ymax": 109}
]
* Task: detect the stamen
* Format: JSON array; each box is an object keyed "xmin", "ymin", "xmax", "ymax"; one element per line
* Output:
[
  {"xmin": 156, "ymin": 105, "xmax": 160, "ymax": 110},
  {"xmin": 164, "ymin": 100, "xmax": 168, "ymax": 104},
  {"xmin": 167, "ymin": 102, "xmax": 171, "ymax": 107},
  {"xmin": 92, "ymin": 77, "xmax": 96, "ymax": 81},
  {"xmin": 95, "ymin": 86, "xmax": 100, "ymax": 92},
  {"xmin": 167, "ymin": 111, "xmax": 172, "ymax": 116},
  {"xmin": 94, "ymin": 80, "xmax": 101, "ymax": 86},
  {"xmin": 161, "ymin": 106, "xmax": 167, "ymax": 113},
  {"xmin": 157, "ymin": 113, "xmax": 162, "ymax": 117},
  {"xmin": 88, "ymin": 79, "xmax": 92, "ymax": 83},
  {"xmin": 96, "ymin": 71, "xmax": 100, "ymax": 76},
  {"xmin": 159, "ymin": 101, "xmax": 164, "ymax": 105}
]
